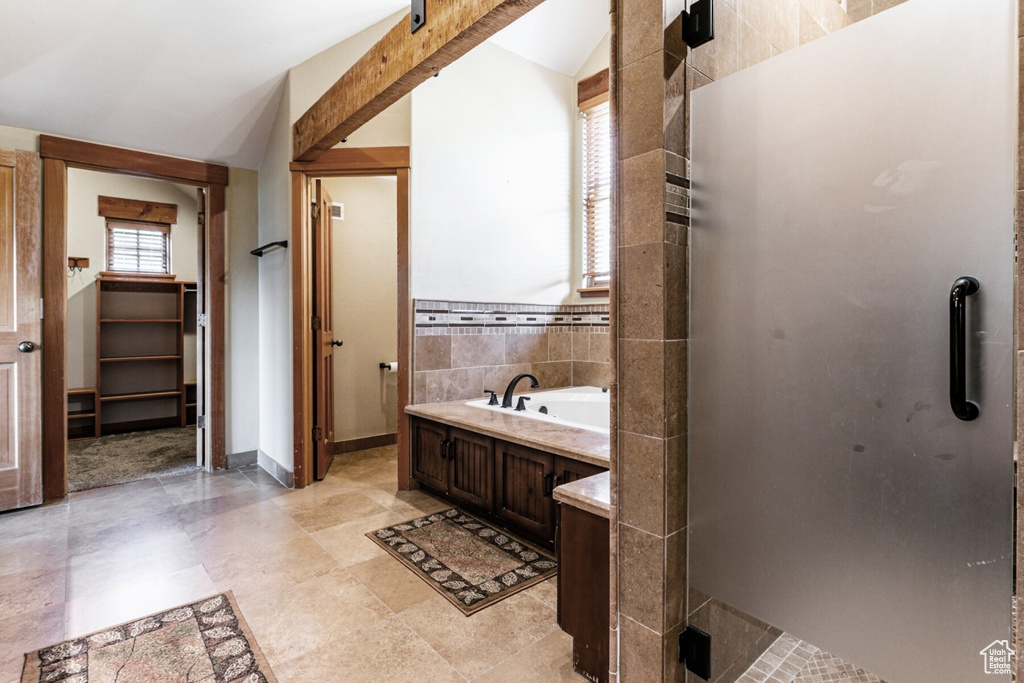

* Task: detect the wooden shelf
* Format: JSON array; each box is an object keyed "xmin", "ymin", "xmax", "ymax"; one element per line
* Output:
[
  {"xmin": 100, "ymin": 318, "xmax": 182, "ymax": 323},
  {"xmin": 100, "ymin": 355, "xmax": 182, "ymax": 363},
  {"xmin": 101, "ymin": 390, "xmax": 182, "ymax": 402},
  {"xmin": 185, "ymin": 402, "xmax": 197, "ymax": 408},
  {"xmin": 68, "ymin": 387, "xmax": 97, "ymax": 395},
  {"xmin": 67, "ymin": 411, "xmax": 96, "ymax": 420}
]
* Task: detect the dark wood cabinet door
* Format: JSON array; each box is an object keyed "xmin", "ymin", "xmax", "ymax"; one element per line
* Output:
[
  {"xmin": 495, "ymin": 441, "xmax": 555, "ymax": 541},
  {"xmin": 447, "ymin": 427, "xmax": 494, "ymax": 512},
  {"xmin": 411, "ymin": 418, "xmax": 447, "ymax": 493},
  {"xmin": 554, "ymin": 456, "xmax": 606, "ymax": 489}
]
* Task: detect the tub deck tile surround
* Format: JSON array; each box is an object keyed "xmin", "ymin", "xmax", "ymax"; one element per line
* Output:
[
  {"xmin": 553, "ymin": 471, "xmax": 611, "ymax": 519},
  {"xmin": 405, "ymin": 400, "xmax": 610, "ymax": 469}
]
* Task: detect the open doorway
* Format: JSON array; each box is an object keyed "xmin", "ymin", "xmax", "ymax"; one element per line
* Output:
[
  {"xmin": 311, "ymin": 175, "xmax": 400, "ymax": 480},
  {"xmin": 40, "ymin": 135, "xmax": 228, "ymax": 501},
  {"xmin": 65, "ymin": 168, "xmax": 203, "ymax": 492}
]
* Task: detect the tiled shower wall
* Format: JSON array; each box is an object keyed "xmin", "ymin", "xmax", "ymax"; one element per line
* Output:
[
  {"xmin": 411, "ymin": 300, "xmax": 611, "ymax": 405},
  {"xmin": 613, "ymin": 0, "xmax": 912, "ymax": 680}
]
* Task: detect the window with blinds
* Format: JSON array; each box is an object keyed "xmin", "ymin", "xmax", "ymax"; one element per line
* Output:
[
  {"xmin": 582, "ymin": 97, "xmax": 611, "ymax": 289},
  {"xmin": 106, "ymin": 219, "xmax": 171, "ymax": 274}
]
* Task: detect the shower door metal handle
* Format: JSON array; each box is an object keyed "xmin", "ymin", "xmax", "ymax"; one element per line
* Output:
[{"xmin": 949, "ymin": 276, "xmax": 980, "ymax": 421}]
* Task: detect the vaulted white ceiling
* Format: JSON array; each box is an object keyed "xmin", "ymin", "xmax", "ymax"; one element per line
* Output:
[
  {"xmin": 0, "ymin": 0, "xmax": 607, "ymax": 170},
  {"xmin": 0, "ymin": 0, "xmax": 407, "ymax": 169}
]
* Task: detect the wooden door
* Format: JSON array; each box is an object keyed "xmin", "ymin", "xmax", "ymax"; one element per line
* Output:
[
  {"xmin": 194, "ymin": 187, "xmax": 207, "ymax": 467},
  {"xmin": 0, "ymin": 148, "xmax": 42, "ymax": 511},
  {"xmin": 410, "ymin": 418, "xmax": 447, "ymax": 493},
  {"xmin": 447, "ymin": 427, "xmax": 494, "ymax": 512},
  {"xmin": 312, "ymin": 180, "xmax": 336, "ymax": 480},
  {"xmin": 495, "ymin": 441, "xmax": 554, "ymax": 542}
]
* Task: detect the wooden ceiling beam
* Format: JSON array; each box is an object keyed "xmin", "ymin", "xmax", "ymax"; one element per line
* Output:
[{"xmin": 291, "ymin": 0, "xmax": 545, "ymax": 162}]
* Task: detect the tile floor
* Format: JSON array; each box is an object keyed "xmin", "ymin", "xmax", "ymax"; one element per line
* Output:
[
  {"xmin": 0, "ymin": 445, "xmax": 583, "ymax": 683},
  {"xmin": 740, "ymin": 633, "xmax": 885, "ymax": 683}
]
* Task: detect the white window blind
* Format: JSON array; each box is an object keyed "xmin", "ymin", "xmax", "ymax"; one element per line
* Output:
[
  {"xmin": 106, "ymin": 220, "xmax": 171, "ymax": 274},
  {"xmin": 582, "ymin": 98, "xmax": 611, "ymax": 287}
]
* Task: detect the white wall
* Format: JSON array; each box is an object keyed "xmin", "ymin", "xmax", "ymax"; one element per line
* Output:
[
  {"xmin": 321, "ymin": 176, "xmax": 398, "ymax": 442},
  {"xmin": 571, "ymin": 31, "xmax": 611, "ymax": 303},
  {"xmin": 257, "ymin": 11, "xmax": 411, "ymax": 474},
  {"xmin": 410, "ymin": 42, "xmax": 574, "ymax": 305}
]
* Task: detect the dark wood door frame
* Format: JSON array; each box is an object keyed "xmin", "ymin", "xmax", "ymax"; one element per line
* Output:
[
  {"xmin": 40, "ymin": 135, "xmax": 228, "ymax": 500},
  {"xmin": 289, "ymin": 146, "xmax": 411, "ymax": 489}
]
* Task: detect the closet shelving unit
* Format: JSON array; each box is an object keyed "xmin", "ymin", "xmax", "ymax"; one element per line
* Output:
[{"xmin": 66, "ymin": 274, "xmax": 197, "ymax": 438}]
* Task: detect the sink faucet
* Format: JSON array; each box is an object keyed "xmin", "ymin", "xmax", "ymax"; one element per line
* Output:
[{"xmin": 501, "ymin": 373, "xmax": 539, "ymax": 409}]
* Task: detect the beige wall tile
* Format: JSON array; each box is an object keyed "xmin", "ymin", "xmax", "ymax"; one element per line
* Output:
[
  {"xmin": 532, "ymin": 361, "xmax": 573, "ymax": 389},
  {"xmin": 439, "ymin": 367, "xmax": 486, "ymax": 402},
  {"xmin": 620, "ymin": 243, "xmax": 666, "ymax": 341},
  {"xmin": 451, "ymin": 333, "xmax": 505, "ymax": 368},
  {"xmin": 620, "ymin": 615, "xmax": 664, "ymax": 680},
  {"xmin": 665, "ymin": 529, "xmax": 686, "ymax": 631},
  {"xmin": 619, "ymin": 339, "xmax": 665, "ymax": 437},
  {"xmin": 846, "ymin": 0, "xmax": 871, "ymax": 23},
  {"xmin": 619, "ymin": 431, "xmax": 666, "ymax": 535},
  {"xmin": 414, "ymin": 335, "xmax": 451, "ymax": 371},
  {"xmin": 738, "ymin": 0, "xmax": 800, "ymax": 53},
  {"xmin": 664, "ymin": 242, "xmax": 688, "ymax": 341},
  {"xmin": 571, "ymin": 329, "xmax": 591, "ymax": 361},
  {"xmin": 573, "ymin": 360, "xmax": 613, "ymax": 388},
  {"xmin": 664, "ymin": 52, "xmax": 687, "ymax": 157},
  {"xmin": 483, "ymin": 363, "xmax": 533, "ymax": 395},
  {"xmin": 621, "ymin": 150, "xmax": 666, "ymax": 247},
  {"xmin": 506, "ymin": 333, "xmax": 550, "ymax": 364},
  {"xmin": 687, "ymin": 599, "xmax": 773, "ymax": 682},
  {"xmin": 620, "ymin": 52, "xmax": 666, "ymax": 159},
  {"xmin": 622, "ymin": 0, "xmax": 664, "ymax": 66},
  {"xmin": 665, "ymin": 434, "xmax": 687, "ymax": 534},
  {"xmin": 798, "ymin": 7, "xmax": 826, "ymax": 45},
  {"xmin": 688, "ymin": 2, "xmax": 773, "ymax": 82},
  {"xmin": 619, "ymin": 523, "xmax": 665, "ymax": 630},
  {"xmin": 590, "ymin": 332, "xmax": 611, "ymax": 363},
  {"xmin": 665, "ymin": 340, "xmax": 687, "ymax": 438},
  {"xmin": 548, "ymin": 331, "xmax": 572, "ymax": 361}
]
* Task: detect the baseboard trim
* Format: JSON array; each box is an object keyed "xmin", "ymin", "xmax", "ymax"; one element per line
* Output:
[
  {"xmin": 333, "ymin": 433, "xmax": 397, "ymax": 454},
  {"xmin": 257, "ymin": 451, "xmax": 294, "ymax": 488},
  {"xmin": 226, "ymin": 450, "xmax": 258, "ymax": 468}
]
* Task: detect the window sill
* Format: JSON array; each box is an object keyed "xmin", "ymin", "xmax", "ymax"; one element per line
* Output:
[{"xmin": 577, "ymin": 287, "xmax": 609, "ymax": 298}]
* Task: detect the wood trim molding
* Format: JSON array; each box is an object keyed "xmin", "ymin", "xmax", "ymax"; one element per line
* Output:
[
  {"xmin": 40, "ymin": 135, "xmax": 229, "ymax": 186},
  {"xmin": 578, "ymin": 68, "xmax": 610, "ymax": 106},
  {"xmin": 290, "ymin": 147, "xmax": 411, "ymax": 173},
  {"xmin": 291, "ymin": 147, "xmax": 412, "ymax": 490},
  {"xmin": 42, "ymin": 158, "xmax": 68, "ymax": 500},
  {"xmin": 291, "ymin": 0, "xmax": 544, "ymax": 161},
  {"xmin": 98, "ymin": 195, "xmax": 178, "ymax": 224},
  {"xmin": 41, "ymin": 139, "xmax": 229, "ymax": 500}
]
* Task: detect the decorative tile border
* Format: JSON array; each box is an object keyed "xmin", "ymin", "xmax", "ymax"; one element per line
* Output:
[{"xmin": 415, "ymin": 299, "xmax": 609, "ymax": 336}]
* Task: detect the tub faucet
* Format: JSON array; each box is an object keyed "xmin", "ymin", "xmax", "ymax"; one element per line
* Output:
[{"xmin": 502, "ymin": 374, "xmax": 539, "ymax": 409}]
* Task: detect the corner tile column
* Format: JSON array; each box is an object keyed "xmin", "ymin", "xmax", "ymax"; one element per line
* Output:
[{"xmin": 614, "ymin": 0, "xmax": 689, "ymax": 678}]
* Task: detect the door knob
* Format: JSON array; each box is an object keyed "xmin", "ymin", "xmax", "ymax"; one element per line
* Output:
[
  {"xmin": 17, "ymin": 341, "xmax": 38, "ymax": 353},
  {"xmin": 331, "ymin": 340, "xmax": 344, "ymax": 347}
]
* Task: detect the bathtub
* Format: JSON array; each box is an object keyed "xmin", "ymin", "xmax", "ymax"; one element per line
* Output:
[{"xmin": 465, "ymin": 386, "xmax": 610, "ymax": 434}]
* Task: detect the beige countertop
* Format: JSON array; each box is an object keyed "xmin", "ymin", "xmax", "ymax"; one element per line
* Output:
[
  {"xmin": 404, "ymin": 400, "xmax": 610, "ymax": 469},
  {"xmin": 553, "ymin": 471, "xmax": 611, "ymax": 519}
]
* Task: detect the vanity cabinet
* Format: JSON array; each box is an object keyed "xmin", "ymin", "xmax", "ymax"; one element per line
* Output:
[{"xmin": 409, "ymin": 416, "xmax": 607, "ymax": 547}]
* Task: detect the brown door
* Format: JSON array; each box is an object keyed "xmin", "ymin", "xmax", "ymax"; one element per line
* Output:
[
  {"xmin": 194, "ymin": 187, "xmax": 207, "ymax": 467},
  {"xmin": 447, "ymin": 427, "xmax": 494, "ymax": 512},
  {"xmin": 312, "ymin": 180, "xmax": 336, "ymax": 480},
  {"xmin": 495, "ymin": 441, "xmax": 554, "ymax": 542},
  {"xmin": 0, "ymin": 148, "xmax": 42, "ymax": 511}
]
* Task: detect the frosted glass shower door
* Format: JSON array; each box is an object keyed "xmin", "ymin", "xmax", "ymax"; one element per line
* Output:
[{"xmin": 688, "ymin": 1, "xmax": 1016, "ymax": 681}]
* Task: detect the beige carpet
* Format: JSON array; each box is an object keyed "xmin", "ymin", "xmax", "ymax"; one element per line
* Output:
[
  {"xmin": 68, "ymin": 427, "xmax": 200, "ymax": 492},
  {"xmin": 22, "ymin": 593, "xmax": 277, "ymax": 683}
]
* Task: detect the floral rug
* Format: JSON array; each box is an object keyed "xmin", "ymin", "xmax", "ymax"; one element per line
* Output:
[
  {"xmin": 367, "ymin": 508, "xmax": 558, "ymax": 615},
  {"xmin": 21, "ymin": 593, "xmax": 276, "ymax": 683}
]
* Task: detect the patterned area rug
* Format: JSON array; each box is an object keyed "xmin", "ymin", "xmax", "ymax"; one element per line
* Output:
[
  {"xmin": 21, "ymin": 593, "xmax": 277, "ymax": 683},
  {"xmin": 367, "ymin": 508, "xmax": 558, "ymax": 615},
  {"xmin": 68, "ymin": 427, "xmax": 200, "ymax": 492}
]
